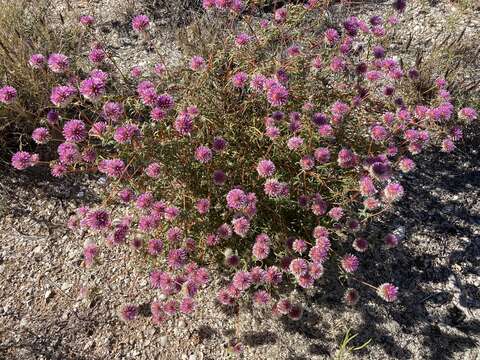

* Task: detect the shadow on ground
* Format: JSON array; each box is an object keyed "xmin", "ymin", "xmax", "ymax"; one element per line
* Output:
[{"xmin": 278, "ymin": 125, "xmax": 480, "ymax": 359}]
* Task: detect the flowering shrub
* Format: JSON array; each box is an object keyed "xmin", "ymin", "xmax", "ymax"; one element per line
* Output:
[{"xmin": 4, "ymin": 0, "xmax": 478, "ymax": 348}]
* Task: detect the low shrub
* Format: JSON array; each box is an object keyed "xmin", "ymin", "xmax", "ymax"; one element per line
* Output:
[
  {"xmin": 0, "ymin": 0, "xmax": 83, "ymax": 161},
  {"xmin": 4, "ymin": 0, "xmax": 478, "ymax": 352}
]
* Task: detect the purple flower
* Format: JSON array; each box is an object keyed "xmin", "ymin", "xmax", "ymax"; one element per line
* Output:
[
  {"xmin": 150, "ymin": 107, "xmax": 166, "ymax": 122},
  {"xmin": 119, "ymin": 304, "xmax": 138, "ymax": 321},
  {"xmin": 102, "ymin": 101, "xmax": 124, "ymax": 122},
  {"xmin": 190, "ymin": 56, "xmax": 206, "ymax": 71},
  {"xmin": 195, "ymin": 145, "xmax": 213, "ymax": 163},
  {"xmin": 48, "ymin": 53, "xmax": 69, "ymax": 73},
  {"xmin": 80, "ymin": 77, "xmax": 105, "ymax": 101},
  {"xmin": 148, "ymin": 239, "xmax": 164, "ymax": 256},
  {"xmin": 213, "ymin": 169, "xmax": 226, "ymax": 185},
  {"xmin": 377, "ymin": 283, "xmax": 398, "ymax": 301},
  {"xmin": 86, "ymin": 209, "xmax": 110, "ymax": 230},
  {"xmin": 174, "ymin": 113, "xmax": 194, "ymax": 135},
  {"xmin": 314, "ymin": 147, "xmax": 330, "ymax": 163},
  {"xmin": 232, "ymin": 72, "xmax": 248, "ymax": 88},
  {"xmin": 88, "ymin": 47, "xmax": 106, "ymax": 64},
  {"xmin": 11, "ymin": 151, "xmax": 34, "ymax": 170},
  {"xmin": 267, "ymin": 84, "xmax": 288, "ymax": 107},
  {"xmin": 132, "ymin": 14, "xmax": 150, "ymax": 32},
  {"xmin": 250, "ymin": 74, "xmax": 266, "ymax": 91},
  {"xmin": 50, "ymin": 85, "xmax": 76, "ymax": 107},
  {"xmin": 226, "ymin": 189, "xmax": 247, "ymax": 209},
  {"xmin": 196, "ymin": 198, "xmax": 210, "ymax": 214},
  {"xmin": 168, "ymin": 248, "xmax": 187, "ymax": 269},
  {"xmin": 63, "ymin": 119, "xmax": 86, "ymax": 142},
  {"xmin": 57, "ymin": 142, "xmax": 80, "ymax": 164},
  {"xmin": 32, "ymin": 127, "xmax": 50, "ymax": 144},
  {"xmin": 341, "ymin": 254, "xmax": 359, "ymax": 273},
  {"xmin": 458, "ymin": 107, "xmax": 477, "ymax": 122},
  {"xmin": 232, "ymin": 216, "xmax": 250, "ymax": 237},
  {"xmin": 256, "ymin": 159, "xmax": 276, "ymax": 177},
  {"xmin": 98, "ymin": 159, "xmax": 125, "ymax": 177},
  {"xmin": 145, "ymin": 162, "xmax": 161, "ymax": 178},
  {"xmin": 235, "ymin": 33, "xmax": 251, "ymax": 46},
  {"xmin": 80, "ymin": 15, "xmax": 95, "ymax": 26},
  {"xmin": 0, "ymin": 86, "xmax": 17, "ymax": 104},
  {"xmin": 28, "ymin": 54, "xmax": 45, "ymax": 69},
  {"xmin": 383, "ymin": 182, "xmax": 404, "ymax": 202}
]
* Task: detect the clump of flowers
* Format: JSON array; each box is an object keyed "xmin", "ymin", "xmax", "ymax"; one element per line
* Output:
[{"xmin": 7, "ymin": 0, "xmax": 478, "ymax": 340}]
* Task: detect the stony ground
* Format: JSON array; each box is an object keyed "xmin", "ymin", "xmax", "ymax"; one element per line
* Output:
[{"xmin": 1, "ymin": 1, "xmax": 480, "ymax": 359}]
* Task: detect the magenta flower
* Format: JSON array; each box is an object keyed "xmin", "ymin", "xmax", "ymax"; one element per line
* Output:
[
  {"xmin": 132, "ymin": 14, "xmax": 150, "ymax": 32},
  {"xmin": 353, "ymin": 237, "xmax": 369, "ymax": 252},
  {"xmin": 148, "ymin": 239, "xmax": 164, "ymax": 256},
  {"xmin": 232, "ymin": 72, "xmax": 248, "ymax": 88},
  {"xmin": 98, "ymin": 159, "xmax": 125, "ymax": 177},
  {"xmin": 32, "ymin": 127, "xmax": 50, "ymax": 144},
  {"xmin": 190, "ymin": 56, "xmax": 206, "ymax": 71},
  {"xmin": 235, "ymin": 33, "xmax": 251, "ymax": 46},
  {"xmin": 174, "ymin": 113, "xmax": 194, "ymax": 135},
  {"xmin": 83, "ymin": 243, "xmax": 98, "ymax": 266},
  {"xmin": 0, "ymin": 86, "xmax": 17, "ymax": 104},
  {"xmin": 88, "ymin": 47, "xmax": 106, "ymax": 64},
  {"xmin": 11, "ymin": 151, "xmax": 34, "ymax": 170},
  {"xmin": 289, "ymin": 258, "xmax": 308, "ymax": 276},
  {"xmin": 130, "ymin": 66, "xmax": 143, "ymax": 78},
  {"xmin": 196, "ymin": 198, "xmax": 210, "ymax": 214},
  {"xmin": 384, "ymin": 233, "xmax": 399, "ymax": 248},
  {"xmin": 119, "ymin": 304, "xmax": 138, "ymax": 321},
  {"xmin": 150, "ymin": 107, "xmax": 166, "ymax": 122},
  {"xmin": 256, "ymin": 159, "xmax": 276, "ymax": 177},
  {"xmin": 195, "ymin": 145, "xmax": 213, "ymax": 163},
  {"xmin": 179, "ymin": 297, "xmax": 196, "ymax": 314},
  {"xmin": 102, "ymin": 101, "xmax": 124, "ymax": 122},
  {"xmin": 328, "ymin": 207, "xmax": 344, "ymax": 221},
  {"xmin": 145, "ymin": 162, "xmax": 161, "ymax": 178},
  {"xmin": 252, "ymin": 240, "xmax": 270, "ymax": 260},
  {"xmin": 341, "ymin": 254, "xmax": 359, "ymax": 273},
  {"xmin": 232, "ymin": 216, "xmax": 250, "ymax": 237},
  {"xmin": 226, "ymin": 189, "xmax": 247, "ymax": 209},
  {"xmin": 264, "ymin": 266, "xmax": 282, "ymax": 285},
  {"xmin": 314, "ymin": 147, "xmax": 330, "ymax": 163},
  {"xmin": 85, "ymin": 209, "xmax": 110, "ymax": 230},
  {"xmin": 383, "ymin": 182, "xmax": 404, "ymax": 202},
  {"xmin": 168, "ymin": 248, "xmax": 187, "ymax": 269},
  {"xmin": 28, "ymin": 54, "xmax": 45, "ymax": 69},
  {"xmin": 232, "ymin": 271, "xmax": 252, "ymax": 291},
  {"xmin": 458, "ymin": 107, "xmax": 477, "ymax": 122},
  {"xmin": 253, "ymin": 290, "xmax": 270, "ymax": 306},
  {"xmin": 63, "ymin": 119, "xmax": 86, "ymax": 142},
  {"xmin": 377, "ymin": 283, "xmax": 398, "ymax": 302},
  {"xmin": 267, "ymin": 84, "xmax": 289, "ymax": 107},
  {"xmin": 274, "ymin": 7, "xmax": 287, "ymax": 23},
  {"xmin": 324, "ymin": 28, "xmax": 339, "ymax": 45},
  {"xmin": 48, "ymin": 53, "xmax": 69, "ymax": 73},
  {"xmin": 344, "ymin": 288, "xmax": 359, "ymax": 305},
  {"xmin": 80, "ymin": 77, "xmax": 105, "ymax": 101},
  {"xmin": 57, "ymin": 142, "xmax": 80, "ymax": 164},
  {"xmin": 50, "ymin": 85, "xmax": 76, "ymax": 107},
  {"xmin": 51, "ymin": 163, "xmax": 67, "ymax": 177},
  {"xmin": 287, "ymin": 136, "xmax": 303, "ymax": 150},
  {"xmin": 80, "ymin": 15, "xmax": 95, "ymax": 26},
  {"xmin": 398, "ymin": 157, "xmax": 415, "ymax": 173}
]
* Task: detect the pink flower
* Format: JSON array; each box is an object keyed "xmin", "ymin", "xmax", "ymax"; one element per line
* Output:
[
  {"xmin": 48, "ymin": 53, "xmax": 69, "ymax": 73},
  {"xmin": 63, "ymin": 119, "xmax": 86, "ymax": 142},
  {"xmin": 196, "ymin": 198, "xmax": 210, "ymax": 214},
  {"xmin": 274, "ymin": 7, "xmax": 287, "ymax": 23},
  {"xmin": 11, "ymin": 151, "xmax": 34, "ymax": 170},
  {"xmin": 132, "ymin": 15, "xmax": 150, "ymax": 32},
  {"xmin": 353, "ymin": 237, "xmax": 369, "ymax": 252},
  {"xmin": 377, "ymin": 283, "xmax": 398, "ymax": 302},
  {"xmin": 232, "ymin": 72, "xmax": 248, "ymax": 88},
  {"xmin": 341, "ymin": 254, "xmax": 359, "ymax": 273},
  {"xmin": 28, "ymin": 54, "xmax": 45, "ymax": 69},
  {"xmin": 383, "ymin": 182, "xmax": 404, "ymax": 202},
  {"xmin": 232, "ymin": 216, "xmax": 250, "ymax": 237},
  {"xmin": 458, "ymin": 107, "xmax": 477, "ymax": 122},
  {"xmin": 50, "ymin": 86, "xmax": 76, "ymax": 107},
  {"xmin": 256, "ymin": 159, "xmax": 276, "ymax": 177},
  {"xmin": 384, "ymin": 233, "xmax": 399, "ymax": 248},
  {"xmin": 119, "ymin": 304, "xmax": 138, "ymax": 321},
  {"xmin": 190, "ymin": 56, "xmax": 206, "ymax": 71},
  {"xmin": 32, "ymin": 127, "xmax": 50, "ymax": 144},
  {"xmin": 226, "ymin": 189, "xmax": 247, "ymax": 209},
  {"xmin": 253, "ymin": 290, "xmax": 271, "ymax": 306},
  {"xmin": 289, "ymin": 258, "xmax": 308, "ymax": 276},
  {"xmin": 145, "ymin": 162, "xmax": 161, "ymax": 178},
  {"xmin": 80, "ymin": 15, "xmax": 95, "ymax": 26},
  {"xmin": 232, "ymin": 271, "xmax": 252, "ymax": 291},
  {"xmin": 148, "ymin": 239, "xmax": 163, "ymax": 256},
  {"xmin": 195, "ymin": 145, "xmax": 213, "ymax": 163},
  {"xmin": 267, "ymin": 84, "xmax": 289, "ymax": 107},
  {"xmin": 344, "ymin": 288, "xmax": 359, "ymax": 305}
]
